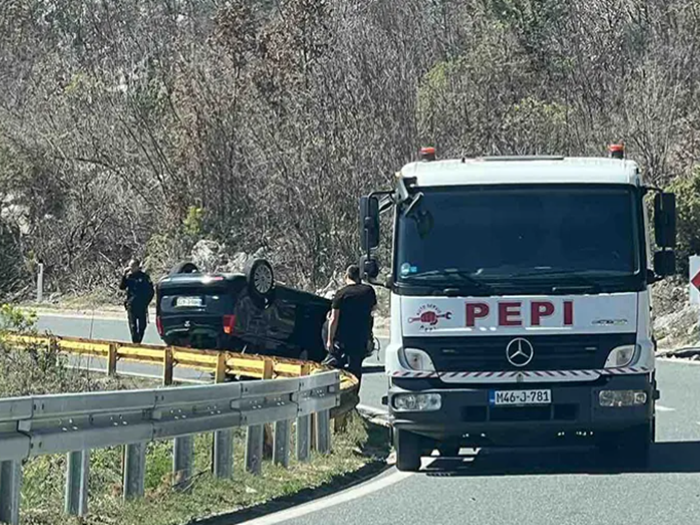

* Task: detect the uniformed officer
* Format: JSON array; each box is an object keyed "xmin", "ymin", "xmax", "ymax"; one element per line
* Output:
[{"xmin": 119, "ymin": 259, "xmax": 154, "ymax": 344}]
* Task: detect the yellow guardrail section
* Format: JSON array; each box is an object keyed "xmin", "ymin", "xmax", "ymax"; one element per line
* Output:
[{"xmin": 2, "ymin": 332, "xmax": 359, "ymax": 416}]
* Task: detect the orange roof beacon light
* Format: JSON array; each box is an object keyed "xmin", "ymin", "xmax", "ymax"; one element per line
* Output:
[
  {"xmin": 420, "ymin": 146, "xmax": 436, "ymax": 161},
  {"xmin": 609, "ymin": 143, "xmax": 625, "ymax": 160}
]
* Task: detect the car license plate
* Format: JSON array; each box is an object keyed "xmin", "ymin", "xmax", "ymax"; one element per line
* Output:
[
  {"xmin": 489, "ymin": 389, "xmax": 552, "ymax": 406},
  {"xmin": 175, "ymin": 296, "xmax": 203, "ymax": 308}
]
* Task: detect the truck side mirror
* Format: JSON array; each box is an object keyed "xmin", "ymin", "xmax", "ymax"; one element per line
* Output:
[
  {"xmin": 654, "ymin": 192, "xmax": 676, "ymax": 249},
  {"xmin": 359, "ymin": 196, "xmax": 380, "ymax": 252},
  {"xmin": 653, "ymin": 250, "xmax": 676, "ymax": 277},
  {"xmin": 360, "ymin": 255, "xmax": 380, "ymax": 280}
]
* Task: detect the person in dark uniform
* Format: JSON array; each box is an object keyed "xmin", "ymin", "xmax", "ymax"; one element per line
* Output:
[
  {"xmin": 325, "ymin": 264, "xmax": 377, "ymax": 385},
  {"xmin": 119, "ymin": 259, "xmax": 155, "ymax": 344}
]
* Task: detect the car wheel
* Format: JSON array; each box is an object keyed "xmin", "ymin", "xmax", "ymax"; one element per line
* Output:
[
  {"xmin": 245, "ymin": 259, "xmax": 275, "ymax": 303},
  {"xmin": 170, "ymin": 261, "xmax": 199, "ymax": 275},
  {"xmin": 394, "ymin": 429, "xmax": 422, "ymax": 472}
]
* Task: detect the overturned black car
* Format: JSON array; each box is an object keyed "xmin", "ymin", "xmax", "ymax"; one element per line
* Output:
[{"xmin": 155, "ymin": 259, "xmax": 331, "ymax": 362}]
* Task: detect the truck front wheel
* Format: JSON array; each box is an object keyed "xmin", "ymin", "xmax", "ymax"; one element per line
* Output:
[
  {"xmin": 394, "ymin": 429, "xmax": 422, "ymax": 472},
  {"xmin": 597, "ymin": 419, "xmax": 654, "ymax": 468}
]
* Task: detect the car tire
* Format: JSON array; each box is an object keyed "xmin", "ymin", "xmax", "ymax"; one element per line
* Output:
[
  {"xmin": 170, "ymin": 261, "xmax": 199, "ymax": 275},
  {"xmin": 245, "ymin": 259, "xmax": 275, "ymax": 303},
  {"xmin": 394, "ymin": 429, "xmax": 422, "ymax": 472}
]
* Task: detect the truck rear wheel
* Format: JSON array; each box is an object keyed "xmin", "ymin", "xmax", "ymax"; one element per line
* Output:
[{"xmin": 394, "ymin": 429, "xmax": 422, "ymax": 472}]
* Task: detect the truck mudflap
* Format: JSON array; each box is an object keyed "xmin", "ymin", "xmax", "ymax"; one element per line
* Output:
[{"xmin": 389, "ymin": 373, "xmax": 654, "ymax": 446}]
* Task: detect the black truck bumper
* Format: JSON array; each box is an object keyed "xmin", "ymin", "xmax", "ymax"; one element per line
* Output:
[{"xmin": 389, "ymin": 373, "xmax": 656, "ymax": 446}]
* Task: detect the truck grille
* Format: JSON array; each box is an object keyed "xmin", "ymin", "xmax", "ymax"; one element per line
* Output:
[{"xmin": 405, "ymin": 334, "xmax": 636, "ymax": 372}]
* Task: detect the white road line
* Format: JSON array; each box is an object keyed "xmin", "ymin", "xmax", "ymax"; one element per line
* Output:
[
  {"xmin": 241, "ymin": 470, "xmax": 412, "ymax": 524},
  {"xmin": 356, "ymin": 404, "xmax": 388, "ymax": 416},
  {"xmin": 658, "ymin": 357, "xmax": 700, "ymax": 366},
  {"xmin": 656, "ymin": 405, "xmax": 676, "ymax": 412}
]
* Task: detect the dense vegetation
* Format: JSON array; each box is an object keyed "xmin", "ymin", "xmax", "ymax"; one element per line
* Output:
[{"xmin": 1, "ymin": 0, "xmax": 699, "ymax": 299}]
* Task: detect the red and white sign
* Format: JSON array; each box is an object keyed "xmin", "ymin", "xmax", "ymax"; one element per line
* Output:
[
  {"xmin": 690, "ymin": 256, "xmax": 700, "ymax": 305},
  {"xmin": 401, "ymin": 294, "xmax": 637, "ymax": 336}
]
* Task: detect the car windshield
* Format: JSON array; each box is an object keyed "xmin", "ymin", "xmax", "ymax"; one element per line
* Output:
[{"xmin": 396, "ymin": 185, "xmax": 641, "ymax": 287}]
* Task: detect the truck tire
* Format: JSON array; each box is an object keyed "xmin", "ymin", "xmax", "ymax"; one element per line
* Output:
[
  {"xmin": 394, "ymin": 429, "xmax": 422, "ymax": 472},
  {"xmin": 597, "ymin": 419, "xmax": 653, "ymax": 468}
]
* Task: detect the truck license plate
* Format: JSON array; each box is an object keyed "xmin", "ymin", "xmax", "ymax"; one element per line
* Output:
[
  {"xmin": 175, "ymin": 296, "xmax": 203, "ymax": 308},
  {"xmin": 489, "ymin": 389, "xmax": 552, "ymax": 406}
]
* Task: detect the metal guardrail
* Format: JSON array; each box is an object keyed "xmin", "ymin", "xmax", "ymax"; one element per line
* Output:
[
  {"xmin": 3, "ymin": 333, "xmax": 358, "ymax": 388},
  {"xmin": 0, "ymin": 370, "xmax": 340, "ymax": 525}
]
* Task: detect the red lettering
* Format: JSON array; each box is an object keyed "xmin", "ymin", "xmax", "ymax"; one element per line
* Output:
[
  {"xmin": 498, "ymin": 302, "xmax": 522, "ymax": 326},
  {"xmin": 564, "ymin": 301, "xmax": 574, "ymax": 326},
  {"xmin": 466, "ymin": 303, "xmax": 489, "ymax": 327},
  {"xmin": 531, "ymin": 301, "xmax": 555, "ymax": 326}
]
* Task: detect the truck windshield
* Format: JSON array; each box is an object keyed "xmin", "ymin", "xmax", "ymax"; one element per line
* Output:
[{"xmin": 396, "ymin": 185, "xmax": 642, "ymax": 290}]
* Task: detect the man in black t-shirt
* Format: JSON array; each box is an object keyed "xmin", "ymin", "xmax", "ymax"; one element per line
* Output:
[{"xmin": 326, "ymin": 264, "xmax": 377, "ymax": 385}]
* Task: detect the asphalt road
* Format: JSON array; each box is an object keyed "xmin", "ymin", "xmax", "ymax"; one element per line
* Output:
[
  {"xmin": 35, "ymin": 313, "xmax": 700, "ymax": 525},
  {"xmin": 266, "ymin": 360, "xmax": 700, "ymax": 525}
]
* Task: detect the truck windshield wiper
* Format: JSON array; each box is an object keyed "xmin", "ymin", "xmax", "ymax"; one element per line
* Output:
[
  {"xmin": 504, "ymin": 269, "xmax": 630, "ymax": 292},
  {"xmin": 408, "ymin": 269, "xmax": 493, "ymax": 292},
  {"xmin": 509, "ymin": 269, "xmax": 630, "ymax": 279}
]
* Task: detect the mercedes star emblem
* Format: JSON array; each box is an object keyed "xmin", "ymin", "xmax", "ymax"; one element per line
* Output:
[{"xmin": 505, "ymin": 338, "xmax": 534, "ymax": 367}]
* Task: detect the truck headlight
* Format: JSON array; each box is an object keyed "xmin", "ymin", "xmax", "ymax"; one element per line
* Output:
[
  {"xmin": 393, "ymin": 393, "xmax": 442, "ymax": 412},
  {"xmin": 604, "ymin": 344, "xmax": 637, "ymax": 368},
  {"xmin": 599, "ymin": 390, "xmax": 648, "ymax": 407},
  {"xmin": 399, "ymin": 348, "xmax": 436, "ymax": 372}
]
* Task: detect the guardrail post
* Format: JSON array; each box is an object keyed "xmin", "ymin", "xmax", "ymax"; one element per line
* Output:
[
  {"xmin": 296, "ymin": 414, "xmax": 311, "ymax": 462},
  {"xmin": 37, "ymin": 262, "xmax": 44, "ymax": 303},
  {"xmin": 65, "ymin": 450, "xmax": 89, "ymax": 516},
  {"xmin": 214, "ymin": 429, "xmax": 234, "ymax": 479},
  {"xmin": 0, "ymin": 460, "xmax": 22, "ymax": 525},
  {"xmin": 173, "ymin": 435, "xmax": 194, "ymax": 491},
  {"xmin": 163, "ymin": 347, "xmax": 174, "ymax": 386},
  {"xmin": 315, "ymin": 409, "xmax": 331, "ymax": 454},
  {"xmin": 245, "ymin": 425, "xmax": 264, "ymax": 475},
  {"xmin": 123, "ymin": 442, "xmax": 147, "ymax": 499},
  {"xmin": 213, "ymin": 353, "xmax": 234, "ymax": 479},
  {"xmin": 310, "ymin": 413, "xmax": 318, "ymax": 451},
  {"xmin": 296, "ymin": 363, "xmax": 312, "ymax": 462},
  {"xmin": 108, "ymin": 343, "xmax": 118, "ymax": 376},
  {"xmin": 273, "ymin": 419, "xmax": 291, "ymax": 468},
  {"xmin": 263, "ymin": 359, "xmax": 275, "ymax": 459}
]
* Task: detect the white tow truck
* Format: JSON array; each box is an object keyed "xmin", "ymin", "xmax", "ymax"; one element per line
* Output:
[{"xmin": 359, "ymin": 145, "xmax": 676, "ymax": 471}]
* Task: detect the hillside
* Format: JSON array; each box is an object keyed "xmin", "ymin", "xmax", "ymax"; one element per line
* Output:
[{"xmin": 0, "ymin": 0, "xmax": 699, "ymax": 299}]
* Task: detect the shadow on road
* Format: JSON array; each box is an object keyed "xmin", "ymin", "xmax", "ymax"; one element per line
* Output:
[{"xmin": 423, "ymin": 441, "xmax": 700, "ymax": 477}]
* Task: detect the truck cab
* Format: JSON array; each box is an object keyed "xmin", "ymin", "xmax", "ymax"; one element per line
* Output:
[{"xmin": 360, "ymin": 147, "xmax": 676, "ymax": 471}]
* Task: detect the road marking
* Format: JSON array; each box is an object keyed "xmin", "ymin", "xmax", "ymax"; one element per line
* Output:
[
  {"xmin": 357, "ymin": 404, "xmax": 388, "ymax": 416},
  {"xmin": 241, "ymin": 470, "xmax": 412, "ymax": 524},
  {"xmin": 656, "ymin": 405, "xmax": 676, "ymax": 412},
  {"xmin": 658, "ymin": 357, "xmax": 700, "ymax": 366}
]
